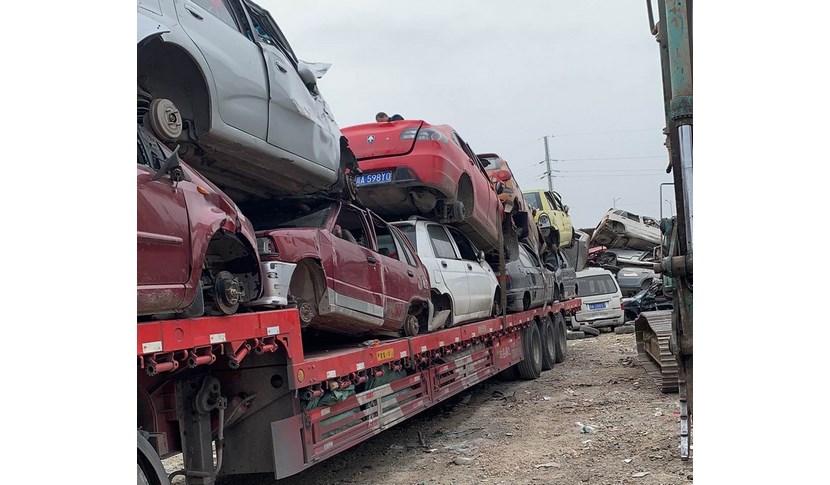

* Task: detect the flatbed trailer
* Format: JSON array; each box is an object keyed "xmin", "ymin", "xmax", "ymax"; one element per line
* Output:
[{"xmin": 137, "ymin": 298, "xmax": 581, "ymax": 484}]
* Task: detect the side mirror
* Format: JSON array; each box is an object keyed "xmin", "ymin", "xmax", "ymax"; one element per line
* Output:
[
  {"xmin": 297, "ymin": 62, "xmax": 317, "ymax": 86},
  {"xmin": 152, "ymin": 144, "xmax": 184, "ymax": 182},
  {"xmin": 478, "ymin": 250, "xmax": 486, "ymax": 262}
]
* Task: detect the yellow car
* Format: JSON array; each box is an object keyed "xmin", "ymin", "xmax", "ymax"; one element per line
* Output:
[{"xmin": 522, "ymin": 189, "xmax": 574, "ymax": 249}]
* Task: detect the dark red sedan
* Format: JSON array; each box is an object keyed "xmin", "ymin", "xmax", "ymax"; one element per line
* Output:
[
  {"xmin": 340, "ymin": 120, "xmax": 503, "ymax": 255},
  {"xmin": 137, "ymin": 124, "xmax": 262, "ymax": 319},
  {"xmin": 249, "ymin": 200, "xmax": 432, "ymax": 337}
]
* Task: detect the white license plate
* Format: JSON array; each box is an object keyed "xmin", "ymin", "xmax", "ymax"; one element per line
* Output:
[
  {"xmin": 588, "ymin": 302, "xmax": 606, "ymax": 310},
  {"xmin": 355, "ymin": 171, "xmax": 393, "ymax": 186}
]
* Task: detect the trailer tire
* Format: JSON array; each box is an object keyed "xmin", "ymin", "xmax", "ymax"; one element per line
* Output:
[
  {"xmin": 517, "ymin": 323, "xmax": 542, "ymax": 380},
  {"xmin": 581, "ymin": 325, "xmax": 600, "ymax": 336},
  {"xmin": 553, "ymin": 312, "xmax": 568, "ymax": 363},
  {"xmin": 138, "ymin": 431, "xmax": 169, "ymax": 485},
  {"xmin": 540, "ymin": 316, "xmax": 557, "ymax": 371}
]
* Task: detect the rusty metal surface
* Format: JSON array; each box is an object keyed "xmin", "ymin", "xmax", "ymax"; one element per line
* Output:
[{"xmin": 634, "ymin": 310, "xmax": 678, "ymax": 393}]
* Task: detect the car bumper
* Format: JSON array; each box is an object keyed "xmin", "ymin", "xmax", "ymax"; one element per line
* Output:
[
  {"xmin": 574, "ymin": 309, "xmax": 624, "ymax": 328},
  {"xmin": 246, "ymin": 261, "xmax": 297, "ymax": 308}
]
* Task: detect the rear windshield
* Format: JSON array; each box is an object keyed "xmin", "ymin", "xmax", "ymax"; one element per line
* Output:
[
  {"xmin": 480, "ymin": 156, "xmax": 502, "ymax": 169},
  {"xmin": 577, "ymin": 274, "xmax": 618, "ymax": 297},
  {"xmin": 249, "ymin": 206, "xmax": 331, "ymax": 231}
]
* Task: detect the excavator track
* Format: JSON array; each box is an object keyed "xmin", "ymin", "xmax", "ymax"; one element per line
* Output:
[{"xmin": 634, "ymin": 310, "xmax": 678, "ymax": 393}]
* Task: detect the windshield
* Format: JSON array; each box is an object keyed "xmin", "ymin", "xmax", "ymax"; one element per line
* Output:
[
  {"xmin": 248, "ymin": 206, "xmax": 332, "ymax": 231},
  {"xmin": 577, "ymin": 274, "xmax": 618, "ymax": 297},
  {"xmin": 524, "ymin": 192, "xmax": 542, "ymax": 210}
]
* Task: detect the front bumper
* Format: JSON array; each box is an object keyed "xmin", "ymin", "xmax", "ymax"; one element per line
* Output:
[{"xmin": 245, "ymin": 261, "xmax": 297, "ymax": 308}]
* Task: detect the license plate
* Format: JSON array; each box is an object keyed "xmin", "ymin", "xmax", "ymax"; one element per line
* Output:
[
  {"xmin": 355, "ymin": 171, "xmax": 393, "ymax": 186},
  {"xmin": 588, "ymin": 302, "xmax": 606, "ymax": 310}
]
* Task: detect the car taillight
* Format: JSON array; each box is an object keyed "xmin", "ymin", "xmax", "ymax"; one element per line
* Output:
[
  {"xmin": 502, "ymin": 273, "xmax": 511, "ymax": 286},
  {"xmin": 400, "ymin": 127, "xmax": 448, "ymax": 143},
  {"xmin": 493, "ymin": 169, "xmax": 512, "ymax": 182},
  {"xmin": 257, "ymin": 237, "xmax": 280, "ymax": 260}
]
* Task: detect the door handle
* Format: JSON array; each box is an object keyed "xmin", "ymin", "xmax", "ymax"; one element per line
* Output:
[
  {"xmin": 441, "ymin": 261, "xmax": 447, "ymax": 268},
  {"xmin": 407, "ymin": 270, "xmax": 414, "ymax": 277},
  {"xmin": 367, "ymin": 256, "xmax": 377, "ymax": 264},
  {"xmin": 184, "ymin": 6, "xmax": 203, "ymax": 20},
  {"xmin": 274, "ymin": 61, "xmax": 288, "ymax": 73}
]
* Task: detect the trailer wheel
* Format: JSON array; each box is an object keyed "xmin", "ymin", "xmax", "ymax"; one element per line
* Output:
[
  {"xmin": 541, "ymin": 316, "xmax": 557, "ymax": 371},
  {"xmin": 517, "ymin": 323, "xmax": 542, "ymax": 380},
  {"xmin": 138, "ymin": 431, "xmax": 169, "ymax": 485},
  {"xmin": 553, "ymin": 312, "xmax": 568, "ymax": 363}
]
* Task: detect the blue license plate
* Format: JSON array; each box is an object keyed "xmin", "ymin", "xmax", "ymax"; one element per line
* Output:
[
  {"xmin": 355, "ymin": 171, "xmax": 393, "ymax": 186},
  {"xmin": 588, "ymin": 302, "xmax": 606, "ymax": 310}
]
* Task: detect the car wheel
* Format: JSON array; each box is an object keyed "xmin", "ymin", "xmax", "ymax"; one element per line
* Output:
[
  {"xmin": 403, "ymin": 313, "xmax": 420, "ymax": 337},
  {"xmin": 451, "ymin": 200, "xmax": 467, "ymax": 222},
  {"xmin": 522, "ymin": 292, "xmax": 531, "ymax": 311}
]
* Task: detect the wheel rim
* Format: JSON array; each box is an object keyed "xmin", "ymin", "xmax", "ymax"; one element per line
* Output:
[
  {"xmin": 404, "ymin": 314, "xmax": 419, "ymax": 336},
  {"xmin": 546, "ymin": 321, "xmax": 556, "ymax": 357},
  {"xmin": 147, "ymin": 98, "xmax": 183, "ymax": 141},
  {"xmin": 297, "ymin": 300, "xmax": 314, "ymax": 326}
]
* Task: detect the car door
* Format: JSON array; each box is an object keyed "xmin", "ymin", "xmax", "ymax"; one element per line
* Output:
[
  {"xmin": 243, "ymin": 2, "xmax": 339, "ymax": 171},
  {"xmin": 327, "ymin": 205, "xmax": 385, "ymax": 324},
  {"xmin": 137, "ymin": 129, "xmax": 191, "ymax": 312},
  {"xmin": 518, "ymin": 245, "xmax": 544, "ymax": 307},
  {"xmin": 173, "ymin": 0, "xmax": 269, "ymax": 139},
  {"xmin": 426, "ymin": 224, "xmax": 470, "ymax": 318},
  {"xmin": 372, "ymin": 215, "xmax": 421, "ymax": 326},
  {"xmin": 446, "ymin": 226, "xmax": 494, "ymax": 316}
]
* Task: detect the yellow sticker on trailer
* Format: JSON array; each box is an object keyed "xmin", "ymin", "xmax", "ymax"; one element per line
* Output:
[{"xmin": 376, "ymin": 348, "xmax": 394, "ymax": 361}]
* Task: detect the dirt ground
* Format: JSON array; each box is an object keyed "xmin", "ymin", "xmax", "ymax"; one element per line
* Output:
[{"xmin": 165, "ymin": 331, "xmax": 693, "ymax": 485}]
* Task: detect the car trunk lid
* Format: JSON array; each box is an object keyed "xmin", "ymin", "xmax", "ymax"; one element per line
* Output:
[{"xmin": 342, "ymin": 120, "xmax": 424, "ymax": 160}]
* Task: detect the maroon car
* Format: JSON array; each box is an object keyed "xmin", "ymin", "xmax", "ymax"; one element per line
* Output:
[
  {"xmin": 340, "ymin": 121, "xmax": 504, "ymax": 256},
  {"xmin": 250, "ymin": 200, "xmax": 431, "ymax": 337},
  {"xmin": 137, "ymin": 124, "xmax": 262, "ymax": 319}
]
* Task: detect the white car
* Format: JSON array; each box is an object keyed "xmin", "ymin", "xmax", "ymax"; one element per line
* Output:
[
  {"xmin": 573, "ymin": 268, "xmax": 625, "ymax": 329},
  {"xmin": 138, "ymin": 0, "xmax": 349, "ymax": 202},
  {"xmin": 393, "ymin": 219, "xmax": 500, "ymax": 330}
]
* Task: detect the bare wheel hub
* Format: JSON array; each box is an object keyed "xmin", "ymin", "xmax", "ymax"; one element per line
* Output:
[
  {"xmin": 297, "ymin": 300, "xmax": 315, "ymax": 326},
  {"xmin": 404, "ymin": 314, "xmax": 420, "ymax": 337},
  {"xmin": 147, "ymin": 98, "xmax": 183, "ymax": 141},
  {"xmin": 213, "ymin": 271, "xmax": 241, "ymax": 315}
]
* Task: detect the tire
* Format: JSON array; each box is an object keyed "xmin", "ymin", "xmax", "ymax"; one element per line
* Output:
[
  {"xmin": 138, "ymin": 431, "xmax": 169, "ymax": 485},
  {"xmin": 614, "ymin": 325, "xmax": 635, "ymax": 334},
  {"xmin": 566, "ymin": 331, "xmax": 586, "ymax": 340},
  {"xmin": 581, "ymin": 325, "xmax": 600, "ymax": 336},
  {"xmin": 553, "ymin": 312, "xmax": 568, "ymax": 363},
  {"xmin": 522, "ymin": 292, "xmax": 531, "ymax": 311},
  {"xmin": 517, "ymin": 323, "xmax": 542, "ymax": 380},
  {"xmin": 540, "ymin": 316, "xmax": 556, "ymax": 371}
]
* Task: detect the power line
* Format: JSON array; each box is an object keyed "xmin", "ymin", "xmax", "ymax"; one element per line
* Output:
[
  {"xmin": 537, "ymin": 155, "xmax": 666, "ymax": 163},
  {"xmin": 552, "ymin": 168, "xmax": 667, "ymax": 173},
  {"xmin": 540, "ymin": 128, "xmax": 659, "ymax": 138}
]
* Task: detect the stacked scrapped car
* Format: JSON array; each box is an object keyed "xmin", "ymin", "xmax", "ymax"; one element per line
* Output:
[
  {"xmin": 590, "ymin": 209, "xmax": 661, "ymax": 251},
  {"xmin": 340, "ymin": 121, "xmax": 504, "ymax": 256},
  {"xmin": 502, "ymin": 243, "xmax": 556, "ymax": 313},
  {"xmin": 392, "ymin": 219, "xmax": 501, "ymax": 331},
  {"xmin": 245, "ymin": 200, "xmax": 431, "ymax": 337},
  {"xmin": 137, "ymin": 124, "xmax": 262, "ymax": 319},
  {"xmin": 522, "ymin": 189, "xmax": 574, "ymax": 249},
  {"xmin": 138, "ymin": 0, "xmax": 356, "ymax": 203}
]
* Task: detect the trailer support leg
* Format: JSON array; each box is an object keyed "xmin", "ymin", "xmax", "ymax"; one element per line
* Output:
[{"xmin": 175, "ymin": 376, "xmax": 226, "ymax": 485}]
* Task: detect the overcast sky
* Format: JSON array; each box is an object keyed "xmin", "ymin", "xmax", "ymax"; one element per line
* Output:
[{"xmin": 260, "ymin": 0, "xmax": 673, "ymax": 229}]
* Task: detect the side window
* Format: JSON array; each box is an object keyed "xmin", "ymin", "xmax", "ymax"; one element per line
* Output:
[
  {"xmin": 427, "ymin": 225, "xmax": 458, "ymax": 260},
  {"xmin": 243, "ymin": 2, "xmax": 298, "ymax": 65},
  {"xmin": 373, "ymin": 220, "xmax": 404, "ymax": 263},
  {"xmin": 334, "ymin": 207, "xmax": 370, "ymax": 249},
  {"xmin": 624, "ymin": 211, "xmax": 640, "ymax": 222},
  {"xmin": 545, "ymin": 191, "xmax": 561, "ymax": 211},
  {"xmin": 392, "ymin": 229, "xmax": 418, "ymax": 267},
  {"xmin": 518, "ymin": 246, "xmax": 535, "ymax": 268},
  {"xmin": 446, "ymin": 227, "xmax": 477, "ymax": 261},
  {"xmin": 193, "ymin": 0, "xmax": 240, "ymax": 31}
]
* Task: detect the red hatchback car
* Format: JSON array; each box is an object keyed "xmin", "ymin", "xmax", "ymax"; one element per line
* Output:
[
  {"xmin": 248, "ymin": 200, "xmax": 431, "ymax": 337},
  {"xmin": 340, "ymin": 120, "xmax": 503, "ymax": 255},
  {"xmin": 137, "ymin": 124, "xmax": 262, "ymax": 319}
]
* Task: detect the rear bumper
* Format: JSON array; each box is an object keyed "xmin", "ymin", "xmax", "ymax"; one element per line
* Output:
[{"xmin": 574, "ymin": 309, "xmax": 624, "ymax": 328}]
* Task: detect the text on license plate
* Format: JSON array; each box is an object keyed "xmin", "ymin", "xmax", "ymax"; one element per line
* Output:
[
  {"xmin": 355, "ymin": 171, "xmax": 393, "ymax": 186},
  {"xmin": 588, "ymin": 302, "xmax": 606, "ymax": 310}
]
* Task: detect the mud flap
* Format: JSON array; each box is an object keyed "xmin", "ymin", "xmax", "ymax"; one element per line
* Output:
[{"xmin": 271, "ymin": 415, "xmax": 306, "ymax": 480}]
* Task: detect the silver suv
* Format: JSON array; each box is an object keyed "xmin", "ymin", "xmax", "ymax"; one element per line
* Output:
[{"xmin": 138, "ymin": 0, "xmax": 351, "ymax": 202}]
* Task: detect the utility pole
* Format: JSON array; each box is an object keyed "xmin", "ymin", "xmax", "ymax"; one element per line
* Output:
[{"xmin": 543, "ymin": 136, "xmax": 553, "ymax": 192}]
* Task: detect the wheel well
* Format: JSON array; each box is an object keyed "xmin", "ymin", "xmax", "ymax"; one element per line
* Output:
[
  {"xmin": 457, "ymin": 174, "xmax": 474, "ymax": 210},
  {"xmin": 431, "ymin": 290, "xmax": 453, "ymax": 313},
  {"xmin": 290, "ymin": 258, "xmax": 326, "ymax": 305},
  {"xmin": 138, "ymin": 39, "xmax": 211, "ymax": 137},
  {"xmin": 203, "ymin": 231, "xmax": 261, "ymax": 302},
  {"xmin": 408, "ymin": 299, "xmax": 430, "ymax": 327}
]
